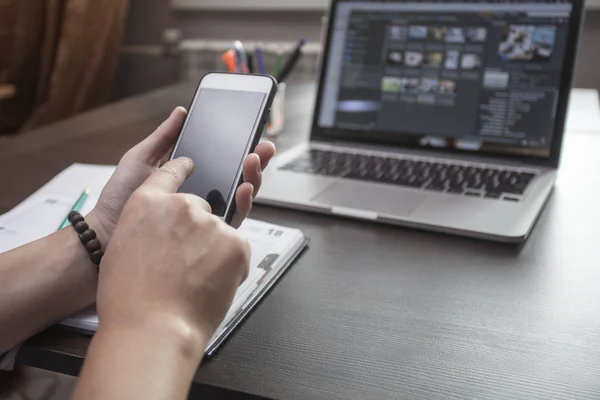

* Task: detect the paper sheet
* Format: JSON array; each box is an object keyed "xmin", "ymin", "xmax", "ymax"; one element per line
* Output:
[{"xmin": 0, "ymin": 164, "xmax": 113, "ymax": 253}]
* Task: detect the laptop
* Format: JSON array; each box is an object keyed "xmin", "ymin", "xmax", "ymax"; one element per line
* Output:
[{"xmin": 257, "ymin": 0, "xmax": 584, "ymax": 243}]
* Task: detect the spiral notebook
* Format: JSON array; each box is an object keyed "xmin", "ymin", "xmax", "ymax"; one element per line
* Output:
[{"xmin": 0, "ymin": 164, "xmax": 308, "ymax": 356}]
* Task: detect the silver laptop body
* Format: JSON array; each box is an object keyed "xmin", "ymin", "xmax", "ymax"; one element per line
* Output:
[{"xmin": 257, "ymin": 0, "xmax": 584, "ymax": 243}]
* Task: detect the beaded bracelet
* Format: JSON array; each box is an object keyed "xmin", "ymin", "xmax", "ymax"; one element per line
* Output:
[{"xmin": 68, "ymin": 211, "xmax": 104, "ymax": 267}]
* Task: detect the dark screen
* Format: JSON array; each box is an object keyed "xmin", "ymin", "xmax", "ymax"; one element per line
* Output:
[{"xmin": 173, "ymin": 88, "xmax": 266, "ymax": 216}]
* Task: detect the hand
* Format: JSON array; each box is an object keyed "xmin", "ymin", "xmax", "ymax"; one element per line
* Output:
[
  {"xmin": 88, "ymin": 107, "xmax": 276, "ymax": 246},
  {"xmin": 97, "ymin": 157, "xmax": 251, "ymax": 351}
]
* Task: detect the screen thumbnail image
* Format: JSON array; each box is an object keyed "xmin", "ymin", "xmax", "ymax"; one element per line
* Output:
[
  {"xmin": 532, "ymin": 27, "xmax": 556, "ymax": 58},
  {"xmin": 409, "ymin": 26, "xmax": 428, "ymax": 39},
  {"xmin": 428, "ymin": 26, "xmax": 447, "ymax": 40},
  {"xmin": 401, "ymin": 78, "xmax": 420, "ymax": 92},
  {"xmin": 461, "ymin": 54, "xmax": 481, "ymax": 69},
  {"xmin": 439, "ymin": 80, "xmax": 457, "ymax": 94},
  {"xmin": 426, "ymin": 52, "xmax": 443, "ymax": 67},
  {"xmin": 389, "ymin": 26, "xmax": 407, "ymax": 41},
  {"xmin": 498, "ymin": 25, "xmax": 557, "ymax": 61},
  {"xmin": 387, "ymin": 50, "xmax": 404, "ymax": 65},
  {"xmin": 405, "ymin": 51, "xmax": 424, "ymax": 67},
  {"xmin": 444, "ymin": 50, "xmax": 459, "ymax": 69},
  {"xmin": 446, "ymin": 27, "xmax": 465, "ymax": 43},
  {"xmin": 483, "ymin": 70, "xmax": 510, "ymax": 89},
  {"xmin": 466, "ymin": 27, "xmax": 487, "ymax": 42},
  {"xmin": 420, "ymin": 78, "xmax": 439, "ymax": 93},
  {"xmin": 381, "ymin": 76, "xmax": 402, "ymax": 92}
]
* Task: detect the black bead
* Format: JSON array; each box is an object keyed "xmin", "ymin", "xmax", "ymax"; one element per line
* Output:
[
  {"xmin": 74, "ymin": 221, "xmax": 89, "ymax": 234},
  {"xmin": 79, "ymin": 229, "xmax": 96, "ymax": 244},
  {"xmin": 85, "ymin": 239, "xmax": 101, "ymax": 253},
  {"xmin": 90, "ymin": 250, "xmax": 104, "ymax": 266},
  {"xmin": 68, "ymin": 212, "xmax": 84, "ymax": 224},
  {"xmin": 67, "ymin": 213, "xmax": 103, "ymax": 269}
]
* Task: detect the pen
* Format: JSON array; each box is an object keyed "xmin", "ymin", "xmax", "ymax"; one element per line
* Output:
[
  {"xmin": 233, "ymin": 48, "xmax": 243, "ymax": 73},
  {"xmin": 57, "ymin": 188, "xmax": 90, "ymax": 230},
  {"xmin": 247, "ymin": 53, "xmax": 255, "ymax": 74},
  {"xmin": 276, "ymin": 38, "xmax": 306, "ymax": 84},
  {"xmin": 221, "ymin": 49, "xmax": 237, "ymax": 73},
  {"xmin": 272, "ymin": 51, "xmax": 284, "ymax": 79},
  {"xmin": 233, "ymin": 40, "xmax": 249, "ymax": 73},
  {"xmin": 255, "ymin": 46, "xmax": 267, "ymax": 74}
]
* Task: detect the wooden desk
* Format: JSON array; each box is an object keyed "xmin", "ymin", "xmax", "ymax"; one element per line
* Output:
[{"xmin": 3, "ymin": 83, "xmax": 600, "ymax": 400}]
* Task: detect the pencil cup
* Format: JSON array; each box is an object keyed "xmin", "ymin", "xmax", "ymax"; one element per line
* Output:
[{"xmin": 266, "ymin": 83, "xmax": 286, "ymax": 137}]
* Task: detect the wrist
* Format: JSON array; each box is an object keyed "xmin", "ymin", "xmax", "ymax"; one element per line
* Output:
[
  {"xmin": 99, "ymin": 312, "xmax": 209, "ymax": 363},
  {"xmin": 86, "ymin": 210, "xmax": 111, "ymax": 251},
  {"xmin": 77, "ymin": 316, "xmax": 208, "ymax": 400}
]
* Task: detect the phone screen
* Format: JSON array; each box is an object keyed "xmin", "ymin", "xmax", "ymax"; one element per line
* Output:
[{"xmin": 173, "ymin": 88, "xmax": 266, "ymax": 216}]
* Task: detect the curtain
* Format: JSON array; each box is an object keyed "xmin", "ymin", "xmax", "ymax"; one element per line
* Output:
[{"xmin": 0, "ymin": 0, "xmax": 130, "ymax": 134}]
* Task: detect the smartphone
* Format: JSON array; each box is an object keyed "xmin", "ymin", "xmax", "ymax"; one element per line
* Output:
[{"xmin": 170, "ymin": 72, "xmax": 277, "ymax": 224}]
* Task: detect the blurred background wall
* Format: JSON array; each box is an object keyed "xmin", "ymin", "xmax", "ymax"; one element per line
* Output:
[{"xmin": 113, "ymin": 0, "xmax": 600, "ymax": 101}]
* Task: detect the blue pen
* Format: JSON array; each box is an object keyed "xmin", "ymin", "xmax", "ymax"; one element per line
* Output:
[
  {"xmin": 233, "ymin": 41, "xmax": 249, "ymax": 73},
  {"xmin": 255, "ymin": 46, "xmax": 267, "ymax": 75},
  {"xmin": 233, "ymin": 48, "xmax": 243, "ymax": 73}
]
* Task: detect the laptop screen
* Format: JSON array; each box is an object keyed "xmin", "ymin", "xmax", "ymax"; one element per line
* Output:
[{"xmin": 317, "ymin": 0, "xmax": 577, "ymax": 159}]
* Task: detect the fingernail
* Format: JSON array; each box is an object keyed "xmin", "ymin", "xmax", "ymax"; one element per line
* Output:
[
  {"xmin": 179, "ymin": 157, "xmax": 194, "ymax": 172},
  {"xmin": 173, "ymin": 106, "xmax": 187, "ymax": 116}
]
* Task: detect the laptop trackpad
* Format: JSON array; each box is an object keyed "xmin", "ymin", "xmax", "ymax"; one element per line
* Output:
[{"xmin": 311, "ymin": 181, "xmax": 426, "ymax": 217}]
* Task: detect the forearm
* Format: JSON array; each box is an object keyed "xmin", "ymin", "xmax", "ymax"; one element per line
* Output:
[
  {"xmin": 73, "ymin": 318, "xmax": 207, "ymax": 400},
  {"xmin": 0, "ymin": 215, "xmax": 102, "ymax": 354}
]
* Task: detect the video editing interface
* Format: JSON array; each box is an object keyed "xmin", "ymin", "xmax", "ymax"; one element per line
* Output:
[{"xmin": 318, "ymin": 1, "xmax": 574, "ymax": 157}]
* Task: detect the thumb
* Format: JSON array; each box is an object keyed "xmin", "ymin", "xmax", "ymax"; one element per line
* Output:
[
  {"xmin": 136, "ymin": 107, "xmax": 187, "ymax": 164},
  {"xmin": 141, "ymin": 157, "xmax": 195, "ymax": 193}
]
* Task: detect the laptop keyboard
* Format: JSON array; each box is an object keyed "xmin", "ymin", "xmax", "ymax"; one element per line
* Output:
[{"xmin": 280, "ymin": 149, "xmax": 536, "ymax": 200}]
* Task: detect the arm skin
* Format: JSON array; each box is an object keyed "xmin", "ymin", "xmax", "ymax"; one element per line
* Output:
[
  {"xmin": 72, "ymin": 320, "xmax": 208, "ymax": 400},
  {"xmin": 0, "ymin": 213, "xmax": 105, "ymax": 355}
]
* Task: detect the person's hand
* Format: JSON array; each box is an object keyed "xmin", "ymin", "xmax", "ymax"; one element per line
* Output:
[
  {"xmin": 97, "ymin": 157, "xmax": 251, "ymax": 351},
  {"xmin": 87, "ymin": 107, "xmax": 276, "ymax": 246},
  {"xmin": 74, "ymin": 159, "xmax": 249, "ymax": 398}
]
